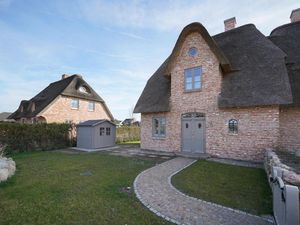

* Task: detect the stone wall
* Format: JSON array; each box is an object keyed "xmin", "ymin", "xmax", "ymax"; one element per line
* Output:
[
  {"xmin": 40, "ymin": 96, "xmax": 111, "ymax": 124},
  {"xmin": 141, "ymin": 32, "xmax": 280, "ymax": 161},
  {"xmin": 279, "ymin": 107, "xmax": 300, "ymax": 151}
]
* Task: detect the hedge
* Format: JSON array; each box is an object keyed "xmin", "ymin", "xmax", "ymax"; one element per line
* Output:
[
  {"xmin": 116, "ymin": 126, "xmax": 140, "ymax": 143},
  {"xmin": 0, "ymin": 123, "xmax": 74, "ymax": 154}
]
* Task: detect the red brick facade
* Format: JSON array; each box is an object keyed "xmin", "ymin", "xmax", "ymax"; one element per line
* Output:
[
  {"xmin": 279, "ymin": 107, "xmax": 300, "ymax": 151},
  {"xmin": 40, "ymin": 96, "xmax": 111, "ymax": 124},
  {"xmin": 140, "ymin": 31, "xmax": 288, "ymax": 161}
]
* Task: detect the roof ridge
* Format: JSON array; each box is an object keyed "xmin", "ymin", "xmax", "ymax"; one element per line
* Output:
[
  {"xmin": 213, "ymin": 24, "xmax": 256, "ymax": 37},
  {"xmin": 270, "ymin": 20, "xmax": 300, "ymax": 36}
]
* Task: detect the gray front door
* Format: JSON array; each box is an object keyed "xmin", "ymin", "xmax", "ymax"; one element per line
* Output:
[{"xmin": 182, "ymin": 113, "xmax": 205, "ymax": 153}]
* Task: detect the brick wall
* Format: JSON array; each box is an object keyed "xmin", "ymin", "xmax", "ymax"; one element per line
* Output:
[
  {"xmin": 141, "ymin": 32, "xmax": 280, "ymax": 161},
  {"xmin": 39, "ymin": 95, "xmax": 111, "ymax": 124},
  {"xmin": 279, "ymin": 107, "xmax": 300, "ymax": 151}
]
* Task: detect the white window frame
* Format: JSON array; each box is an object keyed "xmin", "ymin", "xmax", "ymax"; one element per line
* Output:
[
  {"xmin": 71, "ymin": 99, "xmax": 79, "ymax": 109},
  {"xmin": 152, "ymin": 117, "xmax": 166, "ymax": 138},
  {"xmin": 88, "ymin": 101, "xmax": 95, "ymax": 112}
]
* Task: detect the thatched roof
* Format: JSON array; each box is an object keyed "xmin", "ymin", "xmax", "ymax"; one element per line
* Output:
[
  {"xmin": 215, "ymin": 24, "xmax": 292, "ymax": 108},
  {"xmin": 9, "ymin": 75, "xmax": 113, "ymax": 120},
  {"xmin": 269, "ymin": 21, "xmax": 300, "ymax": 107},
  {"xmin": 134, "ymin": 22, "xmax": 296, "ymax": 113}
]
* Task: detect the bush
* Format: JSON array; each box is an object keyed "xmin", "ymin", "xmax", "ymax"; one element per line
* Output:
[
  {"xmin": 116, "ymin": 126, "xmax": 140, "ymax": 143},
  {"xmin": 0, "ymin": 123, "xmax": 74, "ymax": 154}
]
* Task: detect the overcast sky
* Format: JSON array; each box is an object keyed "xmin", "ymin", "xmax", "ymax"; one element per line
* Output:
[{"xmin": 0, "ymin": 0, "xmax": 299, "ymax": 120}]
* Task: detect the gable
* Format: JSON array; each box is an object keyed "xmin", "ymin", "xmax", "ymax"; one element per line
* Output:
[{"xmin": 134, "ymin": 22, "xmax": 294, "ymax": 114}]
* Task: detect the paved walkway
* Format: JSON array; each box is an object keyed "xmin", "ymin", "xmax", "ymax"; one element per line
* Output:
[{"xmin": 134, "ymin": 157, "xmax": 274, "ymax": 225}]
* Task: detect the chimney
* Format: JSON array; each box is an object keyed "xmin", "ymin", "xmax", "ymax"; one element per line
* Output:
[
  {"xmin": 224, "ymin": 17, "xmax": 236, "ymax": 31},
  {"xmin": 61, "ymin": 74, "xmax": 69, "ymax": 79},
  {"xmin": 290, "ymin": 8, "xmax": 300, "ymax": 23}
]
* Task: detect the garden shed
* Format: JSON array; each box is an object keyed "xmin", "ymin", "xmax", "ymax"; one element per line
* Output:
[{"xmin": 77, "ymin": 120, "xmax": 116, "ymax": 149}]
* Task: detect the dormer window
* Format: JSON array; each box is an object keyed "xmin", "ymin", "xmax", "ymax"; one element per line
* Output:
[{"xmin": 78, "ymin": 86, "xmax": 89, "ymax": 94}]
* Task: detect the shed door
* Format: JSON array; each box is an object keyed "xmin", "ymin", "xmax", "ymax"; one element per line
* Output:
[{"xmin": 182, "ymin": 113, "xmax": 205, "ymax": 153}]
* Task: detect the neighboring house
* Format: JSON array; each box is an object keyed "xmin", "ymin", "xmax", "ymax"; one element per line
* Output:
[
  {"xmin": 0, "ymin": 112, "xmax": 13, "ymax": 122},
  {"xmin": 113, "ymin": 119, "xmax": 122, "ymax": 127},
  {"xmin": 122, "ymin": 118, "xmax": 135, "ymax": 126},
  {"xmin": 134, "ymin": 9, "xmax": 300, "ymax": 161},
  {"xmin": 9, "ymin": 74, "xmax": 113, "ymax": 124}
]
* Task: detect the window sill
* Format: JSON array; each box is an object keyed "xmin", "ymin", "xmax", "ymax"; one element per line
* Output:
[
  {"xmin": 71, "ymin": 108, "xmax": 79, "ymax": 110},
  {"xmin": 88, "ymin": 110, "xmax": 95, "ymax": 112},
  {"xmin": 184, "ymin": 89, "xmax": 202, "ymax": 93},
  {"xmin": 152, "ymin": 136, "xmax": 166, "ymax": 140},
  {"xmin": 228, "ymin": 133, "xmax": 238, "ymax": 136}
]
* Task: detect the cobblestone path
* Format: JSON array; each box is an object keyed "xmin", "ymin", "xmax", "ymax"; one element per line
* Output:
[{"xmin": 134, "ymin": 157, "xmax": 274, "ymax": 225}]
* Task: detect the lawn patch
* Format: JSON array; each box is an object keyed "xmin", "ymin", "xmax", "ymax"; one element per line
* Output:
[
  {"xmin": 172, "ymin": 160, "xmax": 272, "ymax": 215},
  {"xmin": 0, "ymin": 152, "xmax": 169, "ymax": 225}
]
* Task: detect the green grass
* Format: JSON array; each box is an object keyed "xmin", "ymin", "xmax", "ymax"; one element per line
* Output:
[
  {"xmin": 0, "ymin": 152, "xmax": 169, "ymax": 225},
  {"xmin": 117, "ymin": 140, "xmax": 141, "ymax": 145},
  {"xmin": 172, "ymin": 160, "xmax": 272, "ymax": 215}
]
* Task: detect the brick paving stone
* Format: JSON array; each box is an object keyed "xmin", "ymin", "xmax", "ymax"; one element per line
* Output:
[{"xmin": 134, "ymin": 157, "xmax": 275, "ymax": 225}]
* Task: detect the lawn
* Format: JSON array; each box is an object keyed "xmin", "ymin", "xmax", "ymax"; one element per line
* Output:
[
  {"xmin": 0, "ymin": 152, "xmax": 169, "ymax": 225},
  {"xmin": 117, "ymin": 140, "xmax": 141, "ymax": 145},
  {"xmin": 172, "ymin": 160, "xmax": 272, "ymax": 215}
]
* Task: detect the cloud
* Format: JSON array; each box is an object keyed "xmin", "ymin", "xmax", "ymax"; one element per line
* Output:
[{"xmin": 76, "ymin": 0, "xmax": 299, "ymax": 34}]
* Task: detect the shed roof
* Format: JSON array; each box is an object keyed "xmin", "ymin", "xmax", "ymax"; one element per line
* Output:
[{"xmin": 77, "ymin": 119, "xmax": 116, "ymax": 127}]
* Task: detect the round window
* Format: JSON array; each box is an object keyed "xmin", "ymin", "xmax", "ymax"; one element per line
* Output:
[{"xmin": 188, "ymin": 47, "xmax": 198, "ymax": 57}]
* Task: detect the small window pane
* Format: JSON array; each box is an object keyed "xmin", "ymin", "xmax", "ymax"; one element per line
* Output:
[
  {"xmin": 185, "ymin": 69, "xmax": 193, "ymax": 78},
  {"xmin": 185, "ymin": 82, "xmax": 193, "ymax": 90},
  {"xmin": 106, "ymin": 127, "xmax": 111, "ymax": 135},
  {"xmin": 100, "ymin": 127, "xmax": 105, "ymax": 136},
  {"xmin": 194, "ymin": 81, "xmax": 201, "ymax": 89},
  {"xmin": 194, "ymin": 67, "xmax": 201, "ymax": 76},
  {"xmin": 194, "ymin": 74, "xmax": 201, "ymax": 82},
  {"xmin": 186, "ymin": 76, "xmax": 192, "ymax": 83}
]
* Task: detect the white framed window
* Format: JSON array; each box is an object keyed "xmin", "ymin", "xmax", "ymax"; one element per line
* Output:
[
  {"xmin": 152, "ymin": 117, "xmax": 166, "ymax": 138},
  {"xmin": 88, "ymin": 101, "xmax": 95, "ymax": 112},
  {"xmin": 71, "ymin": 99, "xmax": 79, "ymax": 109},
  {"xmin": 184, "ymin": 67, "xmax": 202, "ymax": 91}
]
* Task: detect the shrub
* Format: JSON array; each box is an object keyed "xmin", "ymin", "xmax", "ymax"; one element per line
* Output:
[
  {"xmin": 116, "ymin": 126, "xmax": 140, "ymax": 143},
  {"xmin": 0, "ymin": 123, "xmax": 74, "ymax": 154}
]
